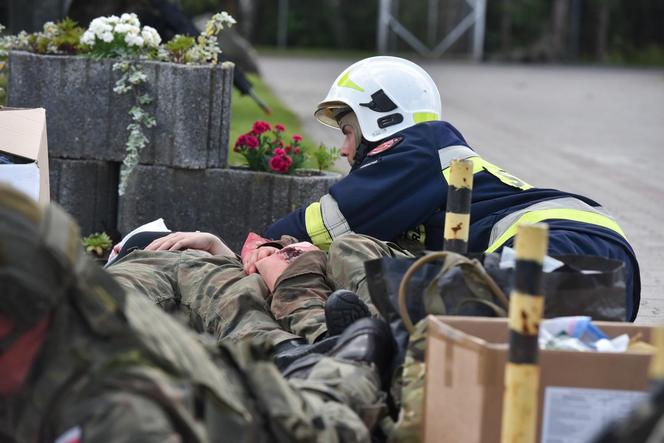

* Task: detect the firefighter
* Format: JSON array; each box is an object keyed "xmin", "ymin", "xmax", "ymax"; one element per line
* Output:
[{"xmin": 260, "ymin": 56, "xmax": 641, "ymax": 321}]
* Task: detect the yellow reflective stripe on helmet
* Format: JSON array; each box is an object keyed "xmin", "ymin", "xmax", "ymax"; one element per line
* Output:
[
  {"xmin": 485, "ymin": 208, "xmax": 627, "ymax": 253},
  {"xmin": 413, "ymin": 112, "xmax": 439, "ymax": 123},
  {"xmin": 305, "ymin": 202, "xmax": 333, "ymax": 250},
  {"xmin": 442, "ymin": 156, "xmax": 533, "ymax": 191},
  {"xmin": 337, "ymin": 70, "xmax": 364, "ymax": 92}
]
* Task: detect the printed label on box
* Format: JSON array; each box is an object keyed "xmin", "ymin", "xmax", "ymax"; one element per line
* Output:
[{"xmin": 541, "ymin": 386, "xmax": 647, "ymax": 443}]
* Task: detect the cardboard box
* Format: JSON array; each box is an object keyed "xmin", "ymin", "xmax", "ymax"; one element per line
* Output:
[
  {"xmin": 424, "ymin": 316, "xmax": 654, "ymax": 443},
  {"xmin": 0, "ymin": 107, "xmax": 50, "ymax": 204}
]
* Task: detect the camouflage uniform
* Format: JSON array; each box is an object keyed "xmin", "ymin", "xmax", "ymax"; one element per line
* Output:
[
  {"xmin": 108, "ymin": 249, "xmax": 301, "ymax": 347},
  {"xmin": 326, "ymin": 233, "xmax": 414, "ymax": 307},
  {"xmin": 108, "ymin": 232, "xmax": 409, "ymax": 347},
  {"xmin": 264, "ymin": 233, "xmax": 413, "ymax": 344},
  {"xmin": 0, "ymin": 186, "xmax": 386, "ymax": 443}
]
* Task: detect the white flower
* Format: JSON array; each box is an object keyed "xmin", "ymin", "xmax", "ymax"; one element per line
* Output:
[
  {"xmin": 80, "ymin": 30, "xmax": 95, "ymax": 45},
  {"xmin": 43, "ymin": 21, "xmax": 58, "ymax": 36},
  {"xmin": 89, "ymin": 17, "xmax": 112, "ymax": 36},
  {"xmin": 101, "ymin": 32, "xmax": 114, "ymax": 43},
  {"xmin": 120, "ymin": 13, "xmax": 140, "ymax": 28},
  {"xmin": 218, "ymin": 12, "xmax": 237, "ymax": 26},
  {"xmin": 141, "ymin": 26, "xmax": 161, "ymax": 48},
  {"xmin": 114, "ymin": 23, "xmax": 135, "ymax": 34},
  {"xmin": 125, "ymin": 33, "xmax": 144, "ymax": 47},
  {"xmin": 107, "ymin": 15, "xmax": 120, "ymax": 25}
]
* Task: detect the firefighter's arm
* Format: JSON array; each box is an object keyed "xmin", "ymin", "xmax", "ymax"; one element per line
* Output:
[{"xmin": 263, "ymin": 141, "xmax": 445, "ymax": 249}]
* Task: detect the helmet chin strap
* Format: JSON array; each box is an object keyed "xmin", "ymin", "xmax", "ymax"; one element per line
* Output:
[
  {"xmin": 351, "ymin": 137, "xmax": 376, "ymax": 171},
  {"xmin": 337, "ymin": 111, "xmax": 372, "ymax": 171}
]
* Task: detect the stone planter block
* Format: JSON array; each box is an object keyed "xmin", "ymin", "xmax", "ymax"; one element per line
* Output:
[
  {"xmin": 118, "ymin": 166, "xmax": 342, "ymax": 251},
  {"xmin": 8, "ymin": 51, "xmax": 234, "ymax": 168},
  {"xmin": 49, "ymin": 158, "xmax": 119, "ymax": 237}
]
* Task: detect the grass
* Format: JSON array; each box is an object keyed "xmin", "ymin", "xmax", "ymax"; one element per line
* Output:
[{"xmin": 229, "ymin": 73, "xmax": 321, "ymax": 168}]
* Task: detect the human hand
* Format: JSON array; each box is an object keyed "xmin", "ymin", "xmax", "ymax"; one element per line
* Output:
[
  {"xmin": 144, "ymin": 232, "xmax": 233, "ymax": 256},
  {"xmin": 243, "ymin": 246, "xmax": 280, "ymax": 274}
]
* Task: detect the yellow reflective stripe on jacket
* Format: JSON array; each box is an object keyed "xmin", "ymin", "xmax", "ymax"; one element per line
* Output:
[
  {"xmin": 305, "ymin": 202, "xmax": 333, "ymax": 250},
  {"xmin": 442, "ymin": 156, "xmax": 533, "ymax": 190},
  {"xmin": 438, "ymin": 145, "xmax": 533, "ymax": 191},
  {"xmin": 486, "ymin": 208, "xmax": 627, "ymax": 253}
]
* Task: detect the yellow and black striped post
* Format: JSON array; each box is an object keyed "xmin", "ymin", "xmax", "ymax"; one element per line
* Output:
[
  {"xmin": 501, "ymin": 223, "xmax": 548, "ymax": 443},
  {"xmin": 443, "ymin": 159, "xmax": 474, "ymax": 254},
  {"xmin": 650, "ymin": 327, "xmax": 664, "ymax": 381}
]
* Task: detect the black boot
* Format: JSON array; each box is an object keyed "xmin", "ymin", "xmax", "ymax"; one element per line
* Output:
[
  {"xmin": 325, "ymin": 289, "xmax": 371, "ymax": 336},
  {"xmin": 283, "ymin": 318, "xmax": 395, "ymax": 386},
  {"xmin": 272, "ymin": 336, "xmax": 340, "ymax": 372}
]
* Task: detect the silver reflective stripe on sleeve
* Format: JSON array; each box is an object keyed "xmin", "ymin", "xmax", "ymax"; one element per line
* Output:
[
  {"xmin": 488, "ymin": 197, "xmax": 618, "ymax": 247},
  {"xmin": 437, "ymin": 145, "xmax": 477, "ymax": 170},
  {"xmin": 320, "ymin": 194, "xmax": 353, "ymax": 239}
]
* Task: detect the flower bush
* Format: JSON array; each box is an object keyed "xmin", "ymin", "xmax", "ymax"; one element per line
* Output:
[
  {"xmin": 81, "ymin": 13, "xmax": 161, "ymax": 58},
  {"xmin": 234, "ymin": 121, "xmax": 307, "ymax": 174}
]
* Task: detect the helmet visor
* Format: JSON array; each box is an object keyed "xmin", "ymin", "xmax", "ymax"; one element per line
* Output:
[{"xmin": 314, "ymin": 101, "xmax": 351, "ymax": 129}]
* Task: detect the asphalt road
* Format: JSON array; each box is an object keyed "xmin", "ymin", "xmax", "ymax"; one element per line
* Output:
[{"xmin": 259, "ymin": 56, "xmax": 664, "ymax": 323}]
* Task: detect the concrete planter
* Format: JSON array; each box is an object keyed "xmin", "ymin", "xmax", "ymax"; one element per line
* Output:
[
  {"xmin": 118, "ymin": 166, "xmax": 342, "ymax": 251},
  {"xmin": 7, "ymin": 51, "xmax": 233, "ymax": 169}
]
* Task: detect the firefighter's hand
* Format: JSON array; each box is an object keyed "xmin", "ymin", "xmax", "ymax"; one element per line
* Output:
[
  {"xmin": 243, "ymin": 246, "xmax": 280, "ymax": 275},
  {"xmin": 145, "ymin": 232, "xmax": 234, "ymax": 257}
]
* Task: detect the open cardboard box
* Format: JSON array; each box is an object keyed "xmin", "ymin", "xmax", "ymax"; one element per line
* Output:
[
  {"xmin": 0, "ymin": 107, "xmax": 50, "ymax": 204},
  {"xmin": 424, "ymin": 316, "xmax": 655, "ymax": 443}
]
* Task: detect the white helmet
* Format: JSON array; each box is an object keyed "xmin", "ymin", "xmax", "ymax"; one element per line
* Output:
[{"xmin": 314, "ymin": 56, "xmax": 442, "ymax": 142}]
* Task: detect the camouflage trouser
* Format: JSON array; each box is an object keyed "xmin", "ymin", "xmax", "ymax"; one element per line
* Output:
[
  {"xmin": 107, "ymin": 249, "xmax": 301, "ymax": 346},
  {"xmin": 388, "ymin": 320, "xmax": 428, "ymax": 443},
  {"xmin": 229, "ymin": 340, "xmax": 386, "ymax": 442},
  {"xmin": 327, "ymin": 233, "xmax": 414, "ymax": 308},
  {"xmin": 271, "ymin": 234, "xmax": 414, "ymax": 344}
]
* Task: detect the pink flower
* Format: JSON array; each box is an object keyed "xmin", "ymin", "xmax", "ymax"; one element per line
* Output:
[
  {"xmin": 275, "ymin": 124, "xmax": 286, "ymax": 132},
  {"xmin": 245, "ymin": 135, "xmax": 259, "ymax": 150},
  {"xmin": 234, "ymin": 134, "xmax": 247, "ymax": 147},
  {"xmin": 292, "ymin": 134, "xmax": 303, "ymax": 142},
  {"xmin": 269, "ymin": 155, "xmax": 285, "ymax": 172},
  {"xmin": 252, "ymin": 120, "xmax": 272, "ymax": 135},
  {"xmin": 269, "ymin": 153, "xmax": 293, "ymax": 173},
  {"xmin": 273, "ymin": 147, "xmax": 286, "ymax": 156},
  {"xmin": 294, "ymin": 147, "xmax": 301, "ymax": 154}
]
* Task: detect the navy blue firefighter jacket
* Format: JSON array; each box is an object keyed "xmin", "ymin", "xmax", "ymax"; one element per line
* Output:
[{"xmin": 264, "ymin": 121, "xmax": 640, "ymax": 320}]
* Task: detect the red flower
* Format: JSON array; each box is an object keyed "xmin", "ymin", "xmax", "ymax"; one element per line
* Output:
[
  {"xmin": 245, "ymin": 135, "xmax": 259, "ymax": 150},
  {"xmin": 275, "ymin": 124, "xmax": 286, "ymax": 132},
  {"xmin": 252, "ymin": 120, "xmax": 272, "ymax": 134},
  {"xmin": 285, "ymin": 146, "xmax": 292, "ymax": 153},
  {"xmin": 294, "ymin": 147, "xmax": 301, "ymax": 154},
  {"xmin": 292, "ymin": 134, "xmax": 303, "ymax": 142},
  {"xmin": 273, "ymin": 147, "xmax": 286, "ymax": 156},
  {"xmin": 234, "ymin": 134, "xmax": 247, "ymax": 147},
  {"xmin": 269, "ymin": 155, "xmax": 285, "ymax": 172},
  {"xmin": 269, "ymin": 153, "xmax": 293, "ymax": 173}
]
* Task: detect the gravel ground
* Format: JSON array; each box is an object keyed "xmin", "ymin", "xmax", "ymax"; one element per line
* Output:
[{"xmin": 259, "ymin": 56, "xmax": 664, "ymax": 323}]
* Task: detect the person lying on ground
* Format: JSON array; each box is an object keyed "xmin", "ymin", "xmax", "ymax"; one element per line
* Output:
[
  {"xmin": 0, "ymin": 184, "xmax": 394, "ymax": 443},
  {"xmin": 106, "ymin": 229, "xmax": 371, "ymax": 347}
]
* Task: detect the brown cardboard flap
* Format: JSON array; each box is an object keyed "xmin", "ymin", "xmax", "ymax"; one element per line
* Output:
[{"xmin": 0, "ymin": 108, "xmax": 46, "ymax": 160}]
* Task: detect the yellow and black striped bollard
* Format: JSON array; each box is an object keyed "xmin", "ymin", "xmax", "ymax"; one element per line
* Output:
[
  {"xmin": 501, "ymin": 223, "xmax": 548, "ymax": 443},
  {"xmin": 443, "ymin": 159, "xmax": 474, "ymax": 254}
]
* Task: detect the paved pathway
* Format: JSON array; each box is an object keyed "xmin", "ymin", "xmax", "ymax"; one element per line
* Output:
[{"xmin": 259, "ymin": 56, "xmax": 664, "ymax": 323}]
